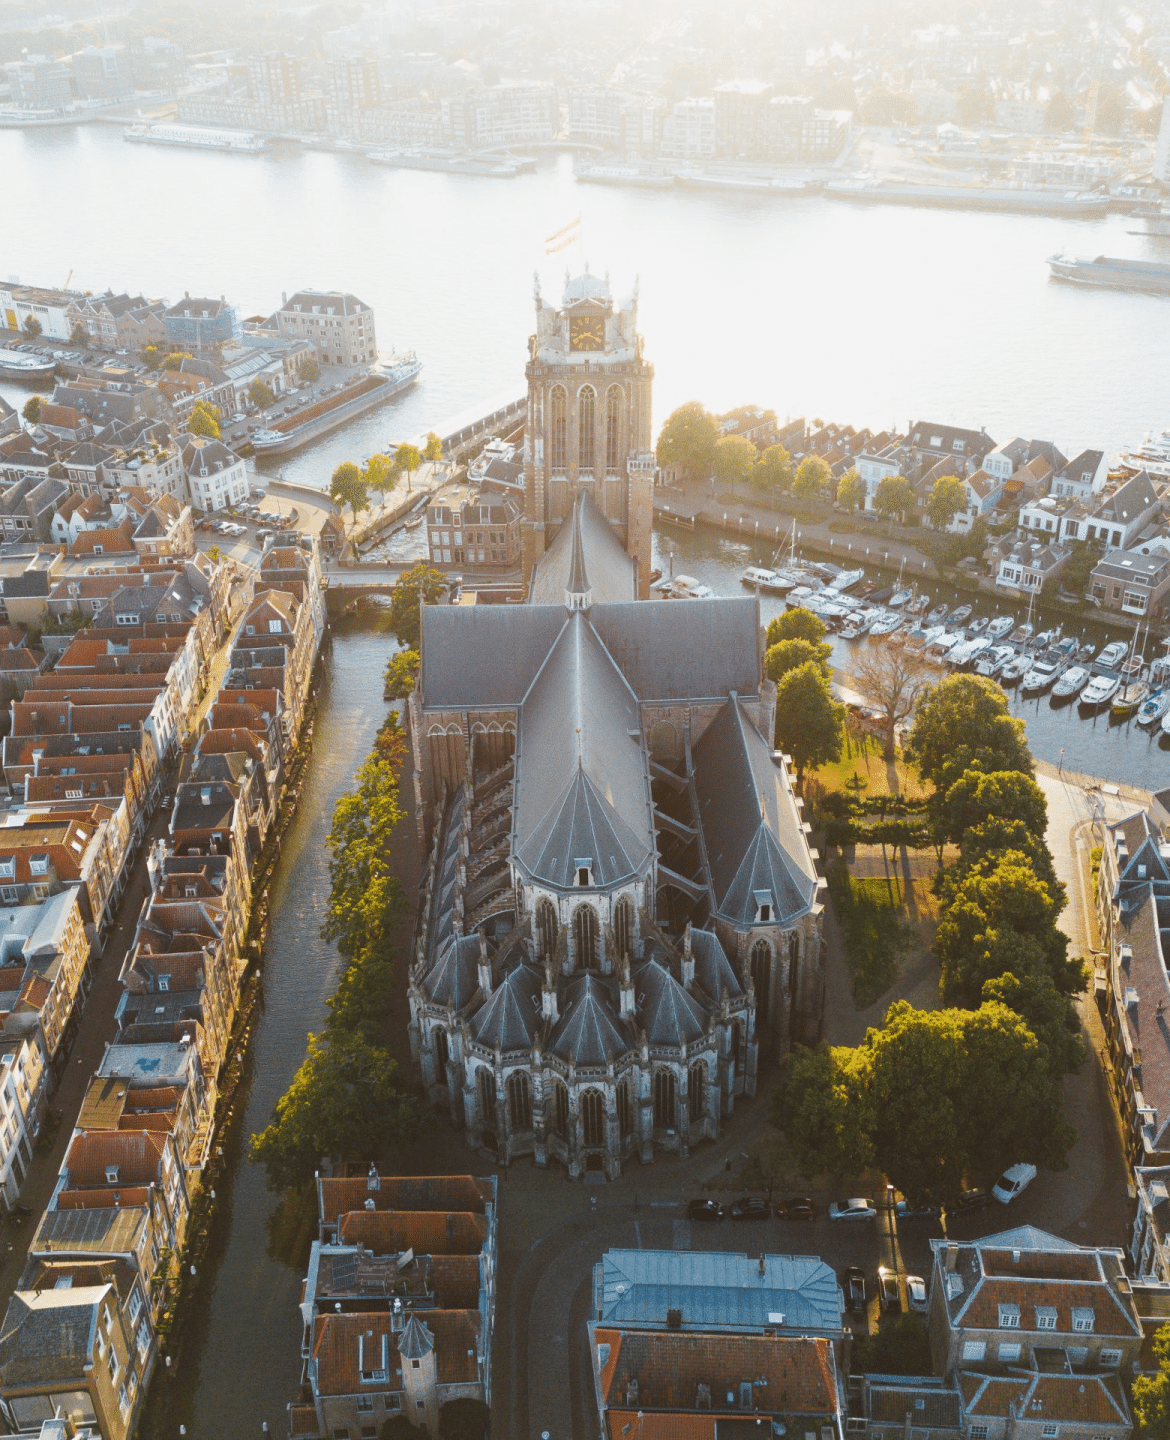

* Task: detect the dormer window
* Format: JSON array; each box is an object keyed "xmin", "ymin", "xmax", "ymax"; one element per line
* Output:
[
  {"xmin": 29, "ymin": 856, "xmax": 48, "ymax": 877},
  {"xmin": 1035, "ymin": 1306, "xmax": 1057, "ymax": 1330},
  {"xmin": 754, "ymin": 891, "xmax": 773, "ymax": 924},
  {"xmin": 105, "ymin": 1165, "xmax": 120, "ymax": 1184},
  {"xmin": 158, "ymin": 976, "xmax": 170, "ymax": 992},
  {"xmin": 998, "ymin": 1304, "xmax": 1020, "ymax": 1328},
  {"xmin": 1072, "ymin": 1307, "xmax": 1094, "ymax": 1333},
  {"xmin": 575, "ymin": 859, "xmax": 593, "ymax": 888}
]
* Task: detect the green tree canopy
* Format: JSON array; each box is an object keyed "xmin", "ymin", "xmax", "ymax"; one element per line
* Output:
[
  {"xmin": 69, "ymin": 323, "xmax": 89, "ymax": 348},
  {"xmin": 656, "ymin": 401, "xmax": 719, "ymax": 479},
  {"xmin": 249, "ymin": 1030, "xmax": 419, "ymax": 1190},
  {"xmin": 249, "ymin": 378, "xmax": 276, "ymax": 410},
  {"xmin": 163, "ymin": 351, "xmax": 192, "ymax": 370},
  {"xmin": 874, "ymin": 474, "xmax": 915, "ymax": 522},
  {"xmin": 389, "ymin": 562, "xmax": 447, "ymax": 649},
  {"xmin": 766, "ymin": 607, "xmax": 828, "ymax": 648},
  {"xmin": 852, "ymin": 1316, "xmax": 933, "ymax": 1376},
  {"xmin": 365, "ymin": 453, "xmax": 398, "ymax": 507},
  {"xmin": 713, "ymin": 433, "xmax": 758, "ymax": 492},
  {"xmin": 836, "ymin": 468, "xmax": 865, "ymax": 513},
  {"xmin": 22, "ymin": 315, "xmax": 41, "ymax": 338},
  {"xmin": 774, "ymin": 661, "xmax": 845, "ymax": 778},
  {"xmin": 188, "ymin": 401, "xmax": 221, "ymax": 439},
  {"xmin": 395, "ymin": 442, "xmax": 422, "ymax": 490},
  {"xmin": 981, "ymin": 972, "xmax": 1085, "ymax": 1077},
  {"xmin": 1133, "ymin": 1324, "xmax": 1170, "ymax": 1439},
  {"xmin": 384, "ymin": 647, "xmax": 420, "ymax": 699},
  {"xmin": 938, "ymin": 768, "xmax": 1048, "ymax": 845},
  {"xmin": 925, "ymin": 475, "xmax": 967, "ymax": 531},
  {"xmin": 423, "ymin": 431, "xmax": 443, "ymax": 463},
  {"xmin": 940, "ymin": 816, "xmax": 1064, "ymax": 910},
  {"xmin": 438, "ymin": 1398, "xmax": 493, "ymax": 1440},
  {"xmin": 300, "ymin": 357, "xmax": 320, "ymax": 384},
  {"xmin": 330, "ymin": 461, "xmax": 369, "ymax": 526},
  {"xmin": 21, "ymin": 396, "xmax": 42, "ymax": 424},
  {"xmin": 793, "ymin": 454, "xmax": 832, "ymax": 500},
  {"xmin": 765, "ymin": 637, "xmax": 832, "ymax": 684},
  {"xmin": 776, "ymin": 999, "xmax": 1076, "ymax": 1204},
  {"xmin": 755, "ymin": 444, "xmax": 793, "ymax": 493},
  {"xmin": 907, "ymin": 673, "xmax": 1033, "ymax": 793}
]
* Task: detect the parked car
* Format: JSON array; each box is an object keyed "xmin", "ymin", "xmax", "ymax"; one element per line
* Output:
[
  {"xmin": 776, "ymin": 1195, "xmax": 816, "ymax": 1222},
  {"xmin": 828, "ymin": 1197, "xmax": 877, "ymax": 1222},
  {"xmin": 992, "ymin": 1163, "xmax": 1037, "ymax": 1205},
  {"xmin": 729, "ymin": 1196, "xmax": 770, "ymax": 1221},
  {"xmin": 895, "ymin": 1199, "xmax": 941, "ymax": 1223},
  {"xmin": 906, "ymin": 1275, "xmax": 928, "ymax": 1314},
  {"xmin": 844, "ymin": 1266, "xmax": 867, "ymax": 1312},
  {"xmin": 686, "ymin": 1198, "xmax": 724, "ymax": 1222},
  {"xmin": 947, "ymin": 1187, "xmax": 993, "ymax": 1218},
  {"xmin": 877, "ymin": 1266, "xmax": 901, "ymax": 1313}
]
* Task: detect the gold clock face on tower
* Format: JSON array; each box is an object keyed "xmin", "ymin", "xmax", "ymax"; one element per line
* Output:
[{"xmin": 569, "ymin": 315, "xmax": 605, "ymax": 351}]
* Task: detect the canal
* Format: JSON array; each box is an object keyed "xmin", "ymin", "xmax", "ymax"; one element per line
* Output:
[{"xmin": 163, "ymin": 626, "xmax": 394, "ymax": 1440}]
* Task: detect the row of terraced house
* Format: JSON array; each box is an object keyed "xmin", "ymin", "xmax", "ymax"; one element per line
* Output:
[{"xmin": 0, "ymin": 536, "xmax": 325, "ymax": 1440}]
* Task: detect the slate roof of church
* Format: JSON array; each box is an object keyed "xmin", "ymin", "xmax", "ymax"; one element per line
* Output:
[
  {"xmin": 470, "ymin": 962, "xmax": 542, "ymax": 1051},
  {"xmin": 689, "ymin": 928, "xmax": 743, "ymax": 1004},
  {"xmin": 635, "ymin": 957, "xmax": 708, "ymax": 1046},
  {"xmin": 423, "ymin": 934, "xmax": 480, "ymax": 1011},
  {"xmin": 692, "ymin": 698, "xmax": 818, "ymax": 927},
  {"xmin": 512, "ymin": 611, "xmax": 653, "ymax": 892},
  {"xmin": 548, "ymin": 973, "xmax": 632, "ymax": 1064},
  {"xmin": 529, "ymin": 490, "xmax": 637, "ymax": 605}
]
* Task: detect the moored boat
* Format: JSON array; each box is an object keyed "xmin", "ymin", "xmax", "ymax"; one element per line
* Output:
[
  {"xmin": 1112, "ymin": 681, "xmax": 1150, "ymax": 719},
  {"xmin": 976, "ymin": 644, "xmax": 1016, "ymax": 677},
  {"xmin": 986, "ymin": 616, "xmax": 1015, "ymax": 641},
  {"xmin": 1051, "ymin": 665, "xmax": 1089, "ymax": 700},
  {"xmin": 1001, "ymin": 653, "xmax": 1032, "ymax": 685},
  {"xmin": 1136, "ymin": 689, "xmax": 1170, "ymax": 727},
  {"xmin": 1079, "ymin": 673, "xmax": 1121, "ymax": 710}
]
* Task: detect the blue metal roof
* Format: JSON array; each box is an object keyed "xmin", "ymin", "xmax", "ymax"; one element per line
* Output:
[{"xmin": 596, "ymin": 1249, "xmax": 842, "ymax": 1335}]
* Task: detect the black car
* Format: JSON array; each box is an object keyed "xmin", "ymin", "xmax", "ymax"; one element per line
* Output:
[
  {"xmin": 729, "ymin": 1196, "xmax": 770, "ymax": 1221},
  {"xmin": 895, "ymin": 1199, "xmax": 942, "ymax": 1223},
  {"xmin": 844, "ymin": 1266, "xmax": 867, "ymax": 1312},
  {"xmin": 777, "ymin": 1195, "xmax": 816, "ymax": 1222},
  {"xmin": 877, "ymin": 1266, "xmax": 901, "ymax": 1313},
  {"xmin": 686, "ymin": 1198, "xmax": 724, "ymax": 1222},
  {"xmin": 947, "ymin": 1187, "xmax": 993, "ymax": 1217}
]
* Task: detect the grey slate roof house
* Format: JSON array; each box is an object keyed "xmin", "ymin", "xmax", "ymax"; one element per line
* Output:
[{"xmin": 407, "ymin": 490, "xmax": 824, "ymax": 1179}]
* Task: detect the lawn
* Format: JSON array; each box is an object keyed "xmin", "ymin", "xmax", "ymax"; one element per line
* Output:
[
  {"xmin": 827, "ymin": 863, "xmax": 915, "ymax": 1007},
  {"xmin": 804, "ymin": 739, "xmax": 930, "ymax": 806}
]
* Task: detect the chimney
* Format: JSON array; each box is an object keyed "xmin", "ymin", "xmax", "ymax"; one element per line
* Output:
[
  {"xmin": 944, "ymin": 1244, "xmax": 958, "ymax": 1273},
  {"xmin": 681, "ymin": 922, "xmax": 695, "ymax": 990}
]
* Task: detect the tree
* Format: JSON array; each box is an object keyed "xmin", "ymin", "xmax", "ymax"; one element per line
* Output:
[
  {"xmin": 755, "ymin": 444, "xmax": 793, "ymax": 494},
  {"xmin": 772, "ymin": 1043, "xmax": 874, "ymax": 1179},
  {"xmin": 852, "ymin": 1315, "xmax": 932, "ymax": 1376},
  {"xmin": 766, "ymin": 607, "xmax": 827, "ymax": 648},
  {"xmin": 982, "ymin": 972, "xmax": 1085, "ymax": 1077},
  {"xmin": 207, "ymin": 544, "xmax": 223, "ymax": 564},
  {"xmin": 330, "ymin": 461, "xmax": 369, "ymax": 527},
  {"xmin": 836, "ymin": 468, "xmax": 865, "ymax": 513},
  {"xmin": 1060, "ymin": 538, "xmax": 1102, "ymax": 599},
  {"xmin": 142, "ymin": 345, "xmax": 163, "ymax": 371},
  {"xmin": 389, "ymin": 563, "xmax": 447, "ymax": 649},
  {"xmin": 22, "ymin": 315, "xmax": 41, "ymax": 338},
  {"xmin": 938, "ymin": 768, "xmax": 1048, "ymax": 845},
  {"xmin": 925, "ymin": 475, "xmax": 967, "ymax": 532},
  {"xmin": 163, "ymin": 351, "xmax": 192, "ymax": 370},
  {"xmin": 713, "ymin": 434, "xmax": 758, "ymax": 493},
  {"xmin": 439, "ymin": 1398, "xmax": 492, "ymax": 1440},
  {"xmin": 384, "ymin": 648, "xmax": 420, "ymax": 698},
  {"xmin": 69, "ymin": 323, "xmax": 89, "ymax": 348},
  {"xmin": 766, "ymin": 637, "xmax": 832, "ymax": 684},
  {"xmin": 423, "ymin": 431, "xmax": 443, "ymax": 464},
  {"xmin": 326, "ymin": 949, "xmax": 395, "ymax": 1044},
  {"xmin": 907, "ymin": 673, "xmax": 1033, "ymax": 793},
  {"xmin": 774, "ymin": 661, "xmax": 845, "ymax": 779},
  {"xmin": 874, "ymin": 474, "xmax": 915, "ymax": 523},
  {"xmin": 188, "ymin": 401, "xmax": 221, "ymax": 439},
  {"xmin": 300, "ymin": 357, "xmax": 320, "ymax": 384},
  {"xmin": 1133, "ymin": 1325, "xmax": 1170, "ymax": 1439},
  {"xmin": 655, "ymin": 401, "xmax": 719, "ymax": 480},
  {"xmin": 248, "ymin": 378, "xmax": 275, "ymax": 410},
  {"xmin": 21, "ymin": 396, "xmax": 42, "ymax": 424},
  {"xmin": 395, "ymin": 442, "xmax": 422, "ymax": 492},
  {"xmin": 365, "ymin": 453, "xmax": 398, "ymax": 509},
  {"xmin": 1045, "ymin": 88, "xmax": 1075, "ymax": 132},
  {"xmin": 847, "ymin": 645, "xmax": 933, "ymax": 759},
  {"xmin": 941, "ymin": 817, "xmax": 1064, "ymax": 910},
  {"xmin": 792, "ymin": 454, "xmax": 831, "ymax": 501},
  {"xmin": 249, "ymin": 1030, "xmax": 420, "ymax": 1189}
]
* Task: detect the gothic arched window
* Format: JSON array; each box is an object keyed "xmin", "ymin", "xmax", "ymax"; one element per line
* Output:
[
  {"xmin": 550, "ymin": 386, "xmax": 567, "ymax": 471},
  {"xmin": 579, "ymin": 385, "xmax": 596, "ymax": 471},
  {"xmin": 536, "ymin": 898, "xmax": 558, "ymax": 961},
  {"xmin": 573, "ymin": 905, "xmax": 599, "ymax": 970},
  {"xmin": 477, "ymin": 1068, "xmax": 495, "ymax": 1127},
  {"xmin": 582, "ymin": 1088, "xmax": 606, "ymax": 1148},
  {"xmin": 688, "ymin": 1061, "xmax": 706, "ymax": 1124},
  {"xmin": 605, "ymin": 386, "xmax": 622, "ymax": 471},
  {"xmin": 750, "ymin": 939, "xmax": 772, "ymax": 1029},
  {"xmin": 552, "ymin": 1079, "xmax": 569, "ymax": 1140},
  {"xmin": 617, "ymin": 1077, "xmax": 634, "ymax": 1138},
  {"xmin": 433, "ymin": 1027, "xmax": 449, "ymax": 1078},
  {"xmin": 507, "ymin": 1070, "xmax": 532, "ymax": 1131},
  {"xmin": 614, "ymin": 897, "xmax": 634, "ymax": 961},
  {"xmin": 653, "ymin": 1070, "xmax": 677, "ymax": 1130}
]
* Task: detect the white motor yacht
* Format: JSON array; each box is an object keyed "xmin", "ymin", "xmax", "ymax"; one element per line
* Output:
[
  {"xmin": 975, "ymin": 644, "xmax": 1015, "ymax": 677},
  {"xmin": 1051, "ymin": 666, "xmax": 1089, "ymax": 699},
  {"xmin": 1079, "ymin": 673, "xmax": 1121, "ymax": 709},
  {"xmin": 1000, "ymin": 653, "xmax": 1032, "ymax": 685},
  {"xmin": 986, "ymin": 616, "xmax": 1015, "ymax": 641}
]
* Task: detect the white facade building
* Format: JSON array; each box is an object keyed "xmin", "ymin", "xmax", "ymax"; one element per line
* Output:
[
  {"xmin": 180, "ymin": 434, "xmax": 248, "ymax": 513},
  {"xmin": 0, "ymin": 1037, "xmax": 47, "ymax": 1211}
]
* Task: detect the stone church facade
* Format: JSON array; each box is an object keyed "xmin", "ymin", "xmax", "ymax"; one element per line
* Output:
[{"xmin": 405, "ymin": 272, "xmax": 824, "ymax": 1180}]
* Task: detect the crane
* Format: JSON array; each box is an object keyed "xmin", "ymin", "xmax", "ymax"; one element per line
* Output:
[{"xmin": 61, "ymin": 269, "xmax": 72, "ymax": 290}]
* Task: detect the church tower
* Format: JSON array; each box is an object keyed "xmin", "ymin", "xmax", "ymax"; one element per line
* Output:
[{"xmin": 522, "ymin": 269, "xmax": 655, "ymax": 598}]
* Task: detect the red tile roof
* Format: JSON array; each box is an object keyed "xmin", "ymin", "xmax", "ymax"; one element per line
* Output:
[
  {"xmin": 337, "ymin": 1210, "xmax": 487, "ymax": 1256},
  {"xmin": 64, "ymin": 1129, "xmax": 168, "ymax": 1187}
]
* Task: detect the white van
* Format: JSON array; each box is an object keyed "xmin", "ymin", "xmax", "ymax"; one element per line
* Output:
[{"xmin": 991, "ymin": 1163, "xmax": 1037, "ymax": 1204}]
